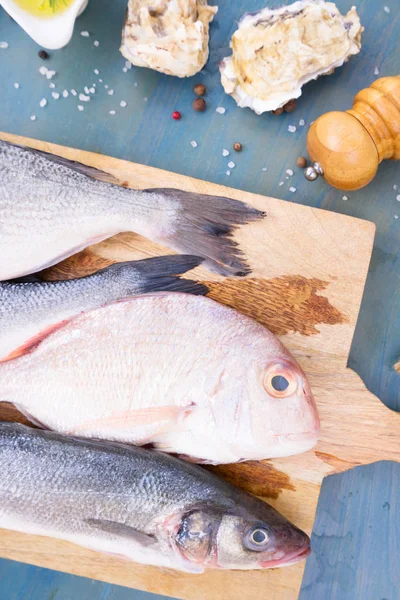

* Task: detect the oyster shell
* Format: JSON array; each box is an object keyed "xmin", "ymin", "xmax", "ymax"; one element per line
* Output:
[
  {"xmin": 219, "ymin": 1, "xmax": 363, "ymax": 114},
  {"xmin": 121, "ymin": 0, "xmax": 218, "ymax": 78}
]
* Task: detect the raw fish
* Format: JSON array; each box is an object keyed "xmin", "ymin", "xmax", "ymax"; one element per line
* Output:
[
  {"xmin": 0, "ymin": 141, "xmax": 263, "ymax": 280},
  {"xmin": 0, "ymin": 255, "xmax": 206, "ymax": 362},
  {"xmin": 0, "ymin": 294, "xmax": 320, "ymax": 464},
  {"xmin": 0, "ymin": 422, "xmax": 311, "ymax": 572}
]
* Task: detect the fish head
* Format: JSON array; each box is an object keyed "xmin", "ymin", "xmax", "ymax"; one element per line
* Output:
[
  {"xmin": 243, "ymin": 355, "xmax": 320, "ymax": 459},
  {"xmin": 173, "ymin": 501, "xmax": 310, "ymax": 570}
]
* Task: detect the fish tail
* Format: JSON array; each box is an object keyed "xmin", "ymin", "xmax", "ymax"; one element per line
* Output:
[
  {"xmin": 105, "ymin": 255, "xmax": 208, "ymax": 296},
  {"xmin": 145, "ymin": 189, "xmax": 265, "ymax": 277}
]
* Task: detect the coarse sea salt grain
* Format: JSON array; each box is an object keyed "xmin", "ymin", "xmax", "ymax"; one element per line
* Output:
[
  {"xmin": 108, "ymin": 89, "xmax": 114, "ymax": 96},
  {"xmin": 30, "ymin": 115, "xmax": 36, "ymax": 121},
  {"xmin": 342, "ymin": 195, "xmax": 348, "ymax": 201},
  {"xmin": 0, "ymin": 41, "xmax": 8, "ymax": 49},
  {"xmin": 289, "ymin": 186, "xmax": 297, "ymax": 193},
  {"xmin": 374, "ymin": 67, "xmax": 380, "ymax": 76},
  {"xmin": 79, "ymin": 93, "xmax": 90, "ymax": 102},
  {"xmin": 216, "ymin": 107, "xmax": 226, "ymax": 114},
  {"xmin": 81, "ymin": 31, "xmax": 90, "ymax": 37},
  {"xmin": 262, "ymin": 167, "xmax": 267, "ymax": 172},
  {"xmin": 397, "ymin": 194, "xmax": 400, "ymax": 201},
  {"xmin": 62, "ymin": 90, "xmax": 69, "ymax": 98},
  {"xmin": 125, "ymin": 61, "xmax": 132, "ymax": 70},
  {"xmin": 39, "ymin": 98, "xmax": 47, "ymax": 108},
  {"xmin": 228, "ymin": 161, "xmax": 235, "ymax": 169},
  {"xmin": 46, "ymin": 70, "xmax": 56, "ymax": 80},
  {"xmin": 94, "ymin": 40, "xmax": 100, "ymax": 47},
  {"xmin": 222, "ymin": 149, "xmax": 229, "ymax": 157},
  {"xmin": 49, "ymin": 82, "xmax": 56, "ymax": 89},
  {"xmin": 299, "ymin": 119, "xmax": 305, "ymax": 126},
  {"xmin": 71, "ymin": 89, "xmax": 77, "ymax": 96},
  {"xmin": 123, "ymin": 67, "xmax": 128, "ymax": 73},
  {"xmin": 78, "ymin": 105, "xmax": 84, "ymax": 111},
  {"xmin": 84, "ymin": 86, "xmax": 90, "ymax": 94},
  {"xmin": 279, "ymin": 181, "xmax": 284, "ymax": 186},
  {"xmin": 226, "ymin": 170, "xmax": 231, "ymax": 176},
  {"xmin": 190, "ymin": 140, "xmax": 198, "ymax": 148},
  {"xmin": 52, "ymin": 92, "xmax": 60, "ymax": 100},
  {"xmin": 98, "ymin": 79, "xmax": 103, "ymax": 83},
  {"xmin": 120, "ymin": 100, "xmax": 127, "ymax": 108},
  {"xmin": 286, "ymin": 169, "xmax": 294, "ymax": 176},
  {"xmin": 395, "ymin": 215, "xmax": 399, "ymax": 219},
  {"xmin": 94, "ymin": 69, "xmax": 99, "ymax": 75},
  {"xmin": 105, "ymin": 85, "xmax": 109, "ymax": 89},
  {"xmin": 14, "ymin": 83, "xmax": 19, "ymax": 89},
  {"xmin": 109, "ymin": 110, "xmax": 116, "ymax": 115},
  {"xmin": 384, "ymin": 6, "xmax": 390, "ymax": 13},
  {"xmin": 288, "ymin": 125, "xmax": 297, "ymax": 133},
  {"xmin": 39, "ymin": 66, "xmax": 48, "ymax": 75},
  {"xmin": 394, "ymin": 184, "xmax": 398, "ymax": 190},
  {"xmin": 89, "ymin": 87, "xmax": 95, "ymax": 94}
]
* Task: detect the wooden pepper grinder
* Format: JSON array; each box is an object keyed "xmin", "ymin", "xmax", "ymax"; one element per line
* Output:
[{"xmin": 305, "ymin": 76, "xmax": 400, "ymax": 191}]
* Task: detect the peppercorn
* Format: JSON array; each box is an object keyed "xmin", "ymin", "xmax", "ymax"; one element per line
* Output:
[
  {"xmin": 284, "ymin": 99, "xmax": 296, "ymax": 113},
  {"xmin": 172, "ymin": 111, "xmax": 181, "ymax": 120},
  {"xmin": 193, "ymin": 98, "xmax": 206, "ymax": 112},
  {"xmin": 272, "ymin": 107, "xmax": 284, "ymax": 116},
  {"xmin": 233, "ymin": 142, "xmax": 242, "ymax": 152},
  {"xmin": 296, "ymin": 156, "xmax": 308, "ymax": 169},
  {"xmin": 38, "ymin": 50, "xmax": 49, "ymax": 60},
  {"xmin": 194, "ymin": 83, "xmax": 206, "ymax": 96}
]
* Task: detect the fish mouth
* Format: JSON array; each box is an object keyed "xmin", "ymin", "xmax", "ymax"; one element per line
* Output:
[{"xmin": 259, "ymin": 545, "xmax": 311, "ymax": 569}]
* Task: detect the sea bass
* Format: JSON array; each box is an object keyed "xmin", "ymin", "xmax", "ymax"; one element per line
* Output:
[
  {"xmin": 0, "ymin": 423, "xmax": 311, "ymax": 571},
  {"xmin": 0, "ymin": 141, "xmax": 263, "ymax": 280},
  {"xmin": 0, "ymin": 294, "xmax": 320, "ymax": 464},
  {"xmin": 0, "ymin": 255, "xmax": 207, "ymax": 362}
]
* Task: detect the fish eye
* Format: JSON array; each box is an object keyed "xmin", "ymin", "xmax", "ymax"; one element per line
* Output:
[
  {"xmin": 263, "ymin": 365, "xmax": 298, "ymax": 398},
  {"xmin": 244, "ymin": 527, "xmax": 270, "ymax": 551},
  {"xmin": 271, "ymin": 375, "xmax": 289, "ymax": 392}
]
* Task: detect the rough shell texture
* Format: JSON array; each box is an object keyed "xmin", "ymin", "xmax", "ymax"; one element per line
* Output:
[
  {"xmin": 219, "ymin": 1, "xmax": 363, "ymax": 114},
  {"xmin": 120, "ymin": 0, "xmax": 218, "ymax": 78}
]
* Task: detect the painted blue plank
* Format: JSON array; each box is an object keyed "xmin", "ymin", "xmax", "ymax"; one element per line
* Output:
[
  {"xmin": 0, "ymin": 558, "xmax": 172, "ymax": 600},
  {"xmin": 300, "ymin": 461, "xmax": 400, "ymax": 600}
]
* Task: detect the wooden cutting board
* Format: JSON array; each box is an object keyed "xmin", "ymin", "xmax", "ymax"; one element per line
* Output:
[{"xmin": 1, "ymin": 132, "xmax": 399, "ymax": 600}]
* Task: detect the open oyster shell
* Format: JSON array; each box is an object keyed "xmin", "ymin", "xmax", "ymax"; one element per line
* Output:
[
  {"xmin": 219, "ymin": 1, "xmax": 363, "ymax": 114},
  {"xmin": 121, "ymin": 0, "xmax": 218, "ymax": 78}
]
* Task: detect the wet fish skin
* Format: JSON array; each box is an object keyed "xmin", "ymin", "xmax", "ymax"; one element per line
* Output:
[
  {"xmin": 0, "ymin": 141, "xmax": 264, "ymax": 280},
  {"xmin": 0, "ymin": 422, "xmax": 310, "ymax": 571},
  {"xmin": 0, "ymin": 293, "xmax": 320, "ymax": 463},
  {"xmin": 0, "ymin": 255, "xmax": 207, "ymax": 362}
]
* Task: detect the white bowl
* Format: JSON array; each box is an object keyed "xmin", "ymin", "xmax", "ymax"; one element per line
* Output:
[{"xmin": 0, "ymin": 0, "xmax": 89, "ymax": 49}]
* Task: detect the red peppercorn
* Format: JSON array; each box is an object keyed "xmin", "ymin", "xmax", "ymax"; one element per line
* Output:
[{"xmin": 172, "ymin": 111, "xmax": 181, "ymax": 120}]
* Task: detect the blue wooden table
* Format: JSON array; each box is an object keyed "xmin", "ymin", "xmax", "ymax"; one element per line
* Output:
[{"xmin": 0, "ymin": 0, "xmax": 399, "ymax": 597}]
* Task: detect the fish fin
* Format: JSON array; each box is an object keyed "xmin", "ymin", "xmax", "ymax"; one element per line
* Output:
[
  {"xmin": 99, "ymin": 255, "xmax": 208, "ymax": 296},
  {"xmin": 17, "ymin": 144, "xmax": 121, "ymax": 185},
  {"xmin": 69, "ymin": 404, "xmax": 196, "ymax": 438},
  {"xmin": 85, "ymin": 519, "xmax": 157, "ymax": 546},
  {"xmin": 144, "ymin": 188, "xmax": 265, "ymax": 277},
  {"xmin": 0, "ymin": 319, "xmax": 72, "ymax": 363}
]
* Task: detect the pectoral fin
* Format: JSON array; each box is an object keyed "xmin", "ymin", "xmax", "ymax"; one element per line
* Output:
[
  {"xmin": 85, "ymin": 519, "xmax": 156, "ymax": 546},
  {"xmin": 0, "ymin": 319, "xmax": 72, "ymax": 363},
  {"xmin": 69, "ymin": 404, "xmax": 196, "ymax": 443}
]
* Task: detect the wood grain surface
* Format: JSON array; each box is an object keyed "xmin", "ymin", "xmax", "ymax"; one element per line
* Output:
[{"xmin": 0, "ymin": 132, "xmax": 398, "ymax": 600}]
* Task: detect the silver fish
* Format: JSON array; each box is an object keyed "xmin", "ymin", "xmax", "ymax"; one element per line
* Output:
[
  {"xmin": 0, "ymin": 422, "xmax": 311, "ymax": 572},
  {"xmin": 0, "ymin": 255, "xmax": 207, "ymax": 362},
  {"xmin": 0, "ymin": 141, "xmax": 264, "ymax": 280}
]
